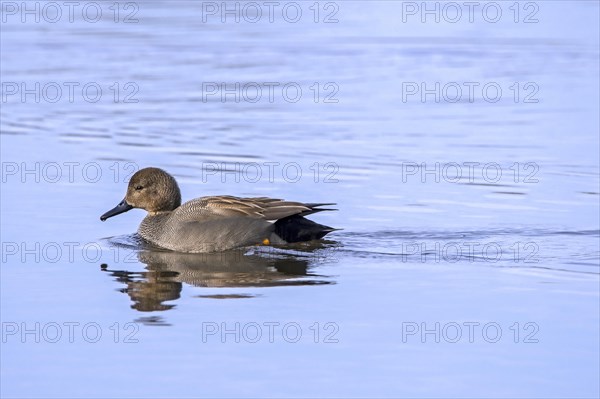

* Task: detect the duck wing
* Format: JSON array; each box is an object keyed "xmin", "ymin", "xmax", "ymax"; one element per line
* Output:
[{"xmin": 176, "ymin": 195, "xmax": 322, "ymax": 222}]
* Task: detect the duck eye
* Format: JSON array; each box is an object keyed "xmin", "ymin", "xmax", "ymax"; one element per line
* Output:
[{"xmin": 135, "ymin": 185, "xmax": 143, "ymax": 191}]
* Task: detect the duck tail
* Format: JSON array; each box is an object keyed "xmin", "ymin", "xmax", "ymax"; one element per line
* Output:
[{"xmin": 273, "ymin": 213, "xmax": 338, "ymax": 243}]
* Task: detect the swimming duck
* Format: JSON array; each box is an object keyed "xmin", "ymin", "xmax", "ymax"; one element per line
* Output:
[{"xmin": 100, "ymin": 167, "xmax": 337, "ymax": 252}]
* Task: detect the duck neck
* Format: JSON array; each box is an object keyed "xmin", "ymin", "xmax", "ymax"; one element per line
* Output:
[{"xmin": 138, "ymin": 212, "xmax": 172, "ymax": 244}]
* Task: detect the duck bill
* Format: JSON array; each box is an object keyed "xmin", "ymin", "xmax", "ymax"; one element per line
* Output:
[{"xmin": 100, "ymin": 199, "xmax": 133, "ymax": 221}]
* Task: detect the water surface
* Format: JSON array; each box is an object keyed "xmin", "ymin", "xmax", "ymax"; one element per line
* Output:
[{"xmin": 1, "ymin": 1, "xmax": 599, "ymax": 397}]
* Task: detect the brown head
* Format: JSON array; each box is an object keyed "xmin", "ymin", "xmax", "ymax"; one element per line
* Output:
[{"xmin": 100, "ymin": 167, "xmax": 182, "ymax": 221}]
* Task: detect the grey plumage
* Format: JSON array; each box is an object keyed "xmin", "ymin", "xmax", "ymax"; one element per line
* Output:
[{"xmin": 101, "ymin": 167, "xmax": 337, "ymax": 253}]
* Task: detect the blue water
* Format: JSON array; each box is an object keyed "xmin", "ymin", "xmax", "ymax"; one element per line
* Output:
[{"xmin": 1, "ymin": 1, "xmax": 599, "ymax": 397}]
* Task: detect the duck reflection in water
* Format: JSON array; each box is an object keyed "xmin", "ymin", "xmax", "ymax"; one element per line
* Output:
[{"xmin": 101, "ymin": 244, "xmax": 335, "ymax": 312}]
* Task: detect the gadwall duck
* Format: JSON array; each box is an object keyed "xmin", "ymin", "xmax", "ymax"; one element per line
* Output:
[{"xmin": 100, "ymin": 167, "xmax": 337, "ymax": 252}]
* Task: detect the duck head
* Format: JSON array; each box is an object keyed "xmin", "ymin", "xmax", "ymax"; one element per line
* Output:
[{"xmin": 100, "ymin": 167, "xmax": 182, "ymax": 221}]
